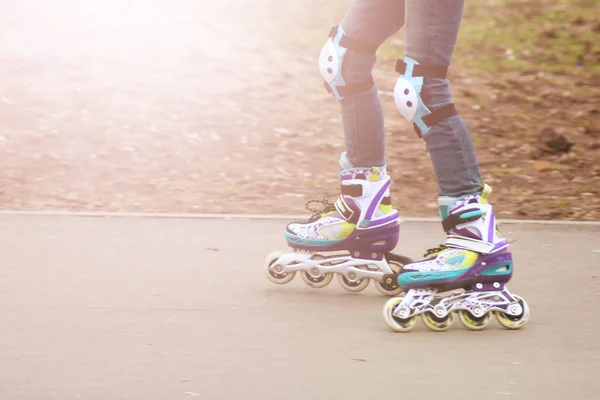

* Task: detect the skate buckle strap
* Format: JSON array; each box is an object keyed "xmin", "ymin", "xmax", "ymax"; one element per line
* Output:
[
  {"xmin": 341, "ymin": 183, "xmax": 363, "ymax": 197},
  {"xmin": 445, "ymin": 235, "xmax": 495, "ymax": 254},
  {"xmin": 334, "ymin": 196, "xmax": 359, "ymax": 224},
  {"xmin": 442, "ymin": 209, "xmax": 484, "ymax": 233}
]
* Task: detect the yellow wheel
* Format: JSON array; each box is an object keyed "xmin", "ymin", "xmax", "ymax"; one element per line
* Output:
[
  {"xmin": 264, "ymin": 251, "xmax": 295, "ymax": 285},
  {"xmin": 496, "ymin": 295, "xmax": 530, "ymax": 330},
  {"xmin": 383, "ymin": 297, "xmax": 417, "ymax": 332},
  {"xmin": 458, "ymin": 307, "xmax": 492, "ymax": 331},
  {"xmin": 374, "ymin": 260, "xmax": 404, "ymax": 296},
  {"xmin": 421, "ymin": 310, "xmax": 454, "ymax": 332},
  {"xmin": 337, "ymin": 270, "xmax": 370, "ymax": 292}
]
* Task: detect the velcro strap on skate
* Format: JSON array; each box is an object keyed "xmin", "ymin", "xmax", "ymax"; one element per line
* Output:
[
  {"xmin": 442, "ymin": 208, "xmax": 484, "ymax": 233},
  {"xmin": 341, "ymin": 184, "xmax": 363, "ymax": 197},
  {"xmin": 335, "ymin": 196, "xmax": 359, "ymax": 223},
  {"xmin": 395, "ymin": 60, "xmax": 449, "ymax": 79},
  {"xmin": 445, "ymin": 235, "xmax": 495, "ymax": 254},
  {"xmin": 325, "ymin": 76, "xmax": 375, "ymax": 98},
  {"xmin": 329, "ymin": 26, "xmax": 378, "ymax": 54},
  {"xmin": 413, "ymin": 104, "xmax": 458, "ymax": 138}
]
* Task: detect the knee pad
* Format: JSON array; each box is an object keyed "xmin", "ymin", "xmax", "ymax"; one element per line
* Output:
[
  {"xmin": 319, "ymin": 26, "xmax": 378, "ymax": 101},
  {"xmin": 393, "ymin": 56, "xmax": 458, "ymax": 138}
]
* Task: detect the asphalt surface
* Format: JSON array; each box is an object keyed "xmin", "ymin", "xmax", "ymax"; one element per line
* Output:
[{"xmin": 1, "ymin": 215, "xmax": 599, "ymax": 400}]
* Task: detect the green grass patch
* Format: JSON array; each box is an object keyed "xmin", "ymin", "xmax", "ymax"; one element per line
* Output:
[
  {"xmin": 490, "ymin": 166, "xmax": 522, "ymax": 177},
  {"xmin": 556, "ymin": 198, "xmax": 571, "ymax": 209},
  {"xmin": 379, "ymin": 0, "xmax": 599, "ymax": 76},
  {"xmin": 283, "ymin": 0, "xmax": 600, "ymax": 76},
  {"xmin": 456, "ymin": 0, "xmax": 599, "ymax": 75}
]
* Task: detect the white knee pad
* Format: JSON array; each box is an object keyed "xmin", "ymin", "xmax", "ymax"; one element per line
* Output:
[
  {"xmin": 319, "ymin": 29, "xmax": 346, "ymax": 99},
  {"xmin": 319, "ymin": 26, "xmax": 377, "ymax": 101},
  {"xmin": 393, "ymin": 56, "xmax": 458, "ymax": 138}
]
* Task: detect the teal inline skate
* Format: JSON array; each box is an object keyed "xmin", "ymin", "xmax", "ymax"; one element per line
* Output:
[{"xmin": 383, "ymin": 185, "xmax": 530, "ymax": 331}]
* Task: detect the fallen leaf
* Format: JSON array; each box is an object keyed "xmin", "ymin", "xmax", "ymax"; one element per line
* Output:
[{"xmin": 534, "ymin": 160, "xmax": 551, "ymax": 171}]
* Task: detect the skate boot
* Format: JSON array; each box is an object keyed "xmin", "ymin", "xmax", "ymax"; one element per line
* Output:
[
  {"xmin": 264, "ymin": 153, "xmax": 411, "ymax": 296},
  {"xmin": 383, "ymin": 184, "xmax": 530, "ymax": 331}
]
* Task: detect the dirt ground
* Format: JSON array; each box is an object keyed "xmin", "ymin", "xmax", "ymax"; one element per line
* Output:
[{"xmin": 1, "ymin": 0, "xmax": 598, "ymax": 220}]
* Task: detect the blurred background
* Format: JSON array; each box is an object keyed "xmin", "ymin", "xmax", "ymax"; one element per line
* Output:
[{"xmin": 0, "ymin": 0, "xmax": 598, "ymax": 220}]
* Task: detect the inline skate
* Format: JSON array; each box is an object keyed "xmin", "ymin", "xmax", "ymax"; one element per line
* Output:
[
  {"xmin": 383, "ymin": 185, "xmax": 530, "ymax": 331},
  {"xmin": 265, "ymin": 153, "xmax": 411, "ymax": 296}
]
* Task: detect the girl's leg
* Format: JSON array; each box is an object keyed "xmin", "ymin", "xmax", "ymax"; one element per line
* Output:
[
  {"xmin": 337, "ymin": 0, "xmax": 405, "ymax": 167},
  {"xmin": 386, "ymin": 4, "xmax": 526, "ymax": 331},
  {"xmin": 404, "ymin": 0, "xmax": 483, "ymax": 198},
  {"xmin": 281, "ymin": 1, "xmax": 407, "ymax": 271}
]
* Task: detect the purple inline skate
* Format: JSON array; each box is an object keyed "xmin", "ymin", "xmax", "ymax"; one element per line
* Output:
[{"xmin": 265, "ymin": 153, "xmax": 411, "ymax": 296}]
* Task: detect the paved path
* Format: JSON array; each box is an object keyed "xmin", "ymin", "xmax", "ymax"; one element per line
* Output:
[{"xmin": 1, "ymin": 216, "xmax": 599, "ymax": 399}]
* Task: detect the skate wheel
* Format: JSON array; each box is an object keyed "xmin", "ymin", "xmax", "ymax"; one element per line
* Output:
[
  {"xmin": 374, "ymin": 259, "xmax": 404, "ymax": 297},
  {"xmin": 383, "ymin": 297, "xmax": 417, "ymax": 332},
  {"xmin": 458, "ymin": 309, "xmax": 492, "ymax": 331},
  {"xmin": 300, "ymin": 270, "xmax": 333, "ymax": 289},
  {"xmin": 336, "ymin": 271, "xmax": 370, "ymax": 292},
  {"xmin": 264, "ymin": 251, "xmax": 295, "ymax": 285},
  {"xmin": 421, "ymin": 311, "xmax": 454, "ymax": 332},
  {"xmin": 495, "ymin": 295, "xmax": 530, "ymax": 330}
]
